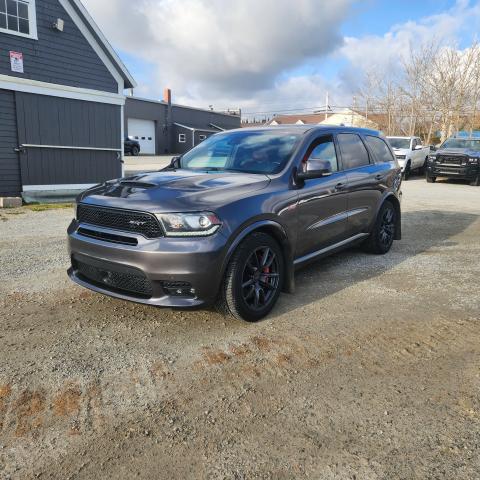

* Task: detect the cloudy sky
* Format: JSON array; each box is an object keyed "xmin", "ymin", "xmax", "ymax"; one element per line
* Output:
[{"xmin": 82, "ymin": 0, "xmax": 480, "ymax": 118}]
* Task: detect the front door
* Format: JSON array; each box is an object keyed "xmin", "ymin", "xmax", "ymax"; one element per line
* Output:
[
  {"xmin": 295, "ymin": 134, "xmax": 349, "ymax": 259},
  {"xmin": 0, "ymin": 89, "xmax": 21, "ymax": 197}
]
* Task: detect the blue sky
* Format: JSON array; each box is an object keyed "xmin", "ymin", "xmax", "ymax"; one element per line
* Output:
[{"xmin": 84, "ymin": 0, "xmax": 480, "ymax": 116}]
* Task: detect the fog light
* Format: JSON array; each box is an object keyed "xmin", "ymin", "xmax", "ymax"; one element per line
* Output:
[{"xmin": 162, "ymin": 281, "xmax": 195, "ymax": 297}]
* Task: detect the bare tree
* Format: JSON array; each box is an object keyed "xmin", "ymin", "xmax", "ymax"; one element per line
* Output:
[{"xmin": 358, "ymin": 39, "xmax": 480, "ymax": 142}]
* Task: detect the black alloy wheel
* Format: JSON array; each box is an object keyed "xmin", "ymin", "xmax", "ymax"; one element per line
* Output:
[
  {"xmin": 218, "ymin": 232, "xmax": 284, "ymax": 322},
  {"xmin": 378, "ymin": 206, "xmax": 395, "ymax": 251},
  {"xmin": 241, "ymin": 246, "xmax": 280, "ymax": 311},
  {"xmin": 362, "ymin": 201, "xmax": 396, "ymax": 254}
]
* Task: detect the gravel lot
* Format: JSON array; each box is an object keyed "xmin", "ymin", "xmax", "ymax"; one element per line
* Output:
[{"xmin": 0, "ymin": 177, "xmax": 479, "ymax": 479}]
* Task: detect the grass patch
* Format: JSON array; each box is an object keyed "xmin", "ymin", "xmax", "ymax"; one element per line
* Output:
[{"xmin": 24, "ymin": 203, "xmax": 73, "ymax": 212}]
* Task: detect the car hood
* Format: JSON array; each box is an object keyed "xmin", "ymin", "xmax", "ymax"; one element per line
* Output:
[
  {"xmin": 435, "ymin": 148, "xmax": 480, "ymax": 156},
  {"xmin": 77, "ymin": 169, "xmax": 271, "ymax": 212},
  {"xmin": 392, "ymin": 148, "xmax": 410, "ymax": 155}
]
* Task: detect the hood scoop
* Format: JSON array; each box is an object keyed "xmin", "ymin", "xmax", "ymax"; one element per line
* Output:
[{"xmin": 119, "ymin": 180, "xmax": 156, "ymax": 189}]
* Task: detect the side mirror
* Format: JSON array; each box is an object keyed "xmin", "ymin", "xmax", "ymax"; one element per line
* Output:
[
  {"xmin": 297, "ymin": 158, "xmax": 333, "ymax": 180},
  {"xmin": 429, "ymin": 145, "xmax": 436, "ymax": 152},
  {"xmin": 170, "ymin": 156, "xmax": 181, "ymax": 168},
  {"xmin": 162, "ymin": 156, "xmax": 181, "ymax": 171}
]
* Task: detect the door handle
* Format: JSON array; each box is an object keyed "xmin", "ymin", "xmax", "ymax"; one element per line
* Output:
[
  {"xmin": 375, "ymin": 174, "xmax": 383, "ymax": 180},
  {"xmin": 334, "ymin": 182, "xmax": 346, "ymax": 191}
]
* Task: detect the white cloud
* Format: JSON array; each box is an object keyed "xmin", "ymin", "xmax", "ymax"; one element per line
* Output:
[
  {"xmin": 340, "ymin": 0, "xmax": 480, "ymax": 86},
  {"xmin": 82, "ymin": 0, "xmax": 352, "ymax": 98},
  {"xmin": 82, "ymin": 0, "xmax": 480, "ymax": 117}
]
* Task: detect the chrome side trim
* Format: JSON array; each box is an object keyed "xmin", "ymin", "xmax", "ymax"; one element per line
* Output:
[
  {"xmin": 307, "ymin": 211, "xmax": 348, "ymax": 230},
  {"xmin": 294, "ymin": 233, "xmax": 369, "ymax": 266},
  {"xmin": 307, "ymin": 207, "xmax": 369, "ymax": 231}
]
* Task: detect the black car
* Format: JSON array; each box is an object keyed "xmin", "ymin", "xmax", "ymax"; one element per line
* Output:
[
  {"xmin": 68, "ymin": 126, "xmax": 402, "ymax": 322},
  {"xmin": 124, "ymin": 137, "xmax": 140, "ymax": 156},
  {"xmin": 426, "ymin": 137, "xmax": 480, "ymax": 186}
]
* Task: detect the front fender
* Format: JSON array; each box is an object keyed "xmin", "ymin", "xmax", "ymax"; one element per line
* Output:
[{"xmin": 221, "ymin": 219, "xmax": 295, "ymax": 294}]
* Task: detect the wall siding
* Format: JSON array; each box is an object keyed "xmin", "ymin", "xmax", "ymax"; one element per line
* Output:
[
  {"xmin": 0, "ymin": 0, "xmax": 118, "ymax": 93},
  {"xmin": 172, "ymin": 105, "xmax": 241, "ymax": 131},
  {"xmin": 16, "ymin": 92, "xmax": 121, "ymax": 185},
  {"xmin": 0, "ymin": 89, "xmax": 21, "ymax": 195}
]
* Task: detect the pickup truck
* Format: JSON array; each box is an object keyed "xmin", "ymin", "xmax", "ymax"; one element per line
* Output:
[
  {"xmin": 426, "ymin": 137, "xmax": 480, "ymax": 186},
  {"xmin": 386, "ymin": 136, "xmax": 430, "ymax": 179}
]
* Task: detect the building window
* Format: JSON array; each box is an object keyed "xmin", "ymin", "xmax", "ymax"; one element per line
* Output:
[
  {"xmin": 199, "ymin": 134, "xmax": 206, "ymax": 141},
  {"xmin": 178, "ymin": 133, "xmax": 186, "ymax": 143},
  {"xmin": 0, "ymin": 0, "xmax": 37, "ymax": 39}
]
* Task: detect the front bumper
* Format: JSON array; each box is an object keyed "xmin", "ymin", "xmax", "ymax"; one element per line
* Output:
[
  {"xmin": 427, "ymin": 162, "xmax": 479, "ymax": 180},
  {"xmin": 67, "ymin": 220, "xmax": 228, "ymax": 308},
  {"xmin": 395, "ymin": 158, "xmax": 407, "ymax": 172}
]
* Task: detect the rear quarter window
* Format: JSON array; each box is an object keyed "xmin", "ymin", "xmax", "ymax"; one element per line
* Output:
[{"xmin": 365, "ymin": 136, "xmax": 395, "ymax": 163}]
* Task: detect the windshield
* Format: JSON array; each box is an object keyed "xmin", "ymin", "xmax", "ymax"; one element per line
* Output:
[
  {"xmin": 387, "ymin": 138, "xmax": 411, "ymax": 149},
  {"xmin": 180, "ymin": 130, "xmax": 301, "ymax": 174},
  {"xmin": 441, "ymin": 139, "xmax": 480, "ymax": 149}
]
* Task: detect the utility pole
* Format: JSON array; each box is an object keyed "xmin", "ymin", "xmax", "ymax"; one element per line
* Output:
[{"xmin": 325, "ymin": 91, "xmax": 329, "ymax": 121}]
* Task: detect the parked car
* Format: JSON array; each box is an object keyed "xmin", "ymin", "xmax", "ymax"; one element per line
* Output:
[
  {"xmin": 67, "ymin": 126, "xmax": 402, "ymax": 322},
  {"xmin": 124, "ymin": 137, "xmax": 140, "ymax": 156},
  {"xmin": 426, "ymin": 137, "xmax": 480, "ymax": 186},
  {"xmin": 386, "ymin": 136, "xmax": 430, "ymax": 179}
]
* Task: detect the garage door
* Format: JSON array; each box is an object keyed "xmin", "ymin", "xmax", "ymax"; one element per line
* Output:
[{"xmin": 128, "ymin": 118, "xmax": 156, "ymax": 155}]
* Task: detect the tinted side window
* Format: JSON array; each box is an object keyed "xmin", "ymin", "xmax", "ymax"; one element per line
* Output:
[
  {"xmin": 365, "ymin": 136, "xmax": 395, "ymax": 163},
  {"xmin": 307, "ymin": 136, "xmax": 338, "ymax": 172},
  {"xmin": 336, "ymin": 133, "xmax": 370, "ymax": 169}
]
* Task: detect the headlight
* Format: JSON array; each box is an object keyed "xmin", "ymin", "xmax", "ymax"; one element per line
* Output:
[
  {"xmin": 468, "ymin": 157, "xmax": 479, "ymax": 164},
  {"xmin": 395, "ymin": 155, "xmax": 406, "ymax": 160},
  {"xmin": 74, "ymin": 203, "xmax": 78, "ymax": 219},
  {"xmin": 156, "ymin": 212, "xmax": 222, "ymax": 237},
  {"xmin": 428, "ymin": 155, "xmax": 437, "ymax": 162}
]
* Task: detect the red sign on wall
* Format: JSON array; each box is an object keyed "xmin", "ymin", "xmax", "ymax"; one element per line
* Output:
[{"xmin": 10, "ymin": 51, "xmax": 24, "ymax": 73}]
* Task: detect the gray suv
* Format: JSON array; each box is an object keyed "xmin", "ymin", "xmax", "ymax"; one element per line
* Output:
[{"xmin": 68, "ymin": 126, "xmax": 402, "ymax": 321}]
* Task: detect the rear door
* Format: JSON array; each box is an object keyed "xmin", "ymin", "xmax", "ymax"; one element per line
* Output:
[
  {"xmin": 295, "ymin": 134, "xmax": 349, "ymax": 259},
  {"xmin": 336, "ymin": 133, "xmax": 391, "ymax": 236}
]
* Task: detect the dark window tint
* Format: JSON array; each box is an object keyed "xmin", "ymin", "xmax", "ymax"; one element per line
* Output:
[
  {"xmin": 0, "ymin": 0, "xmax": 6, "ymax": 13},
  {"xmin": 336, "ymin": 133, "xmax": 370, "ymax": 169},
  {"xmin": 17, "ymin": 0, "xmax": 27, "ymax": 18},
  {"xmin": 308, "ymin": 136, "xmax": 338, "ymax": 172},
  {"xmin": 18, "ymin": 16, "xmax": 28, "ymax": 33},
  {"xmin": 0, "ymin": 13, "xmax": 6, "ymax": 27},
  {"xmin": 6, "ymin": 0, "xmax": 15, "ymax": 15},
  {"xmin": 365, "ymin": 136, "xmax": 395, "ymax": 163}
]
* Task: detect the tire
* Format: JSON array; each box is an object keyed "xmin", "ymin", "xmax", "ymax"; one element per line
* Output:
[
  {"xmin": 362, "ymin": 201, "xmax": 396, "ymax": 255},
  {"xmin": 217, "ymin": 232, "xmax": 284, "ymax": 322},
  {"xmin": 426, "ymin": 173, "xmax": 436, "ymax": 183},
  {"xmin": 470, "ymin": 175, "xmax": 480, "ymax": 186},
  {"xmin": 403, "ymin": 161, "xmax": 411, "ymax": 180},
  {"xmin": 131, "ymin": 146, "xmax": 140, "ymax": 156}
]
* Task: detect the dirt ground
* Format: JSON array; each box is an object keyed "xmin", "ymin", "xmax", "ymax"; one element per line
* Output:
[{"xmin": 0, "ymin": 177, "xmax": 479, "ymax": 479}]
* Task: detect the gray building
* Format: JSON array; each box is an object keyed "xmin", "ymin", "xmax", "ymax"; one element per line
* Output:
[
  {"xmin": 125, "ymin": 91, "xmax": 241, "ymax": 156},
  {"xmin": 0, "ymin": 0, "xmax": 135, "ymax": 201}
]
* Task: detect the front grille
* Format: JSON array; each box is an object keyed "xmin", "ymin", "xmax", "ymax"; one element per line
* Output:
[
  {"xmin": 437, "ymin": 155, "xmax": 466, "ymax": 165},
  {"xmin": 77, "ymin": 204, "xmax": 163, "ymax": 238},
  {"xmin": 77, "ymin": 227, "xmax": 138, "ymax": 246},
  {"xmin": 75, "ymin": 258, "xmax": 153, "ymax": 298}
]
